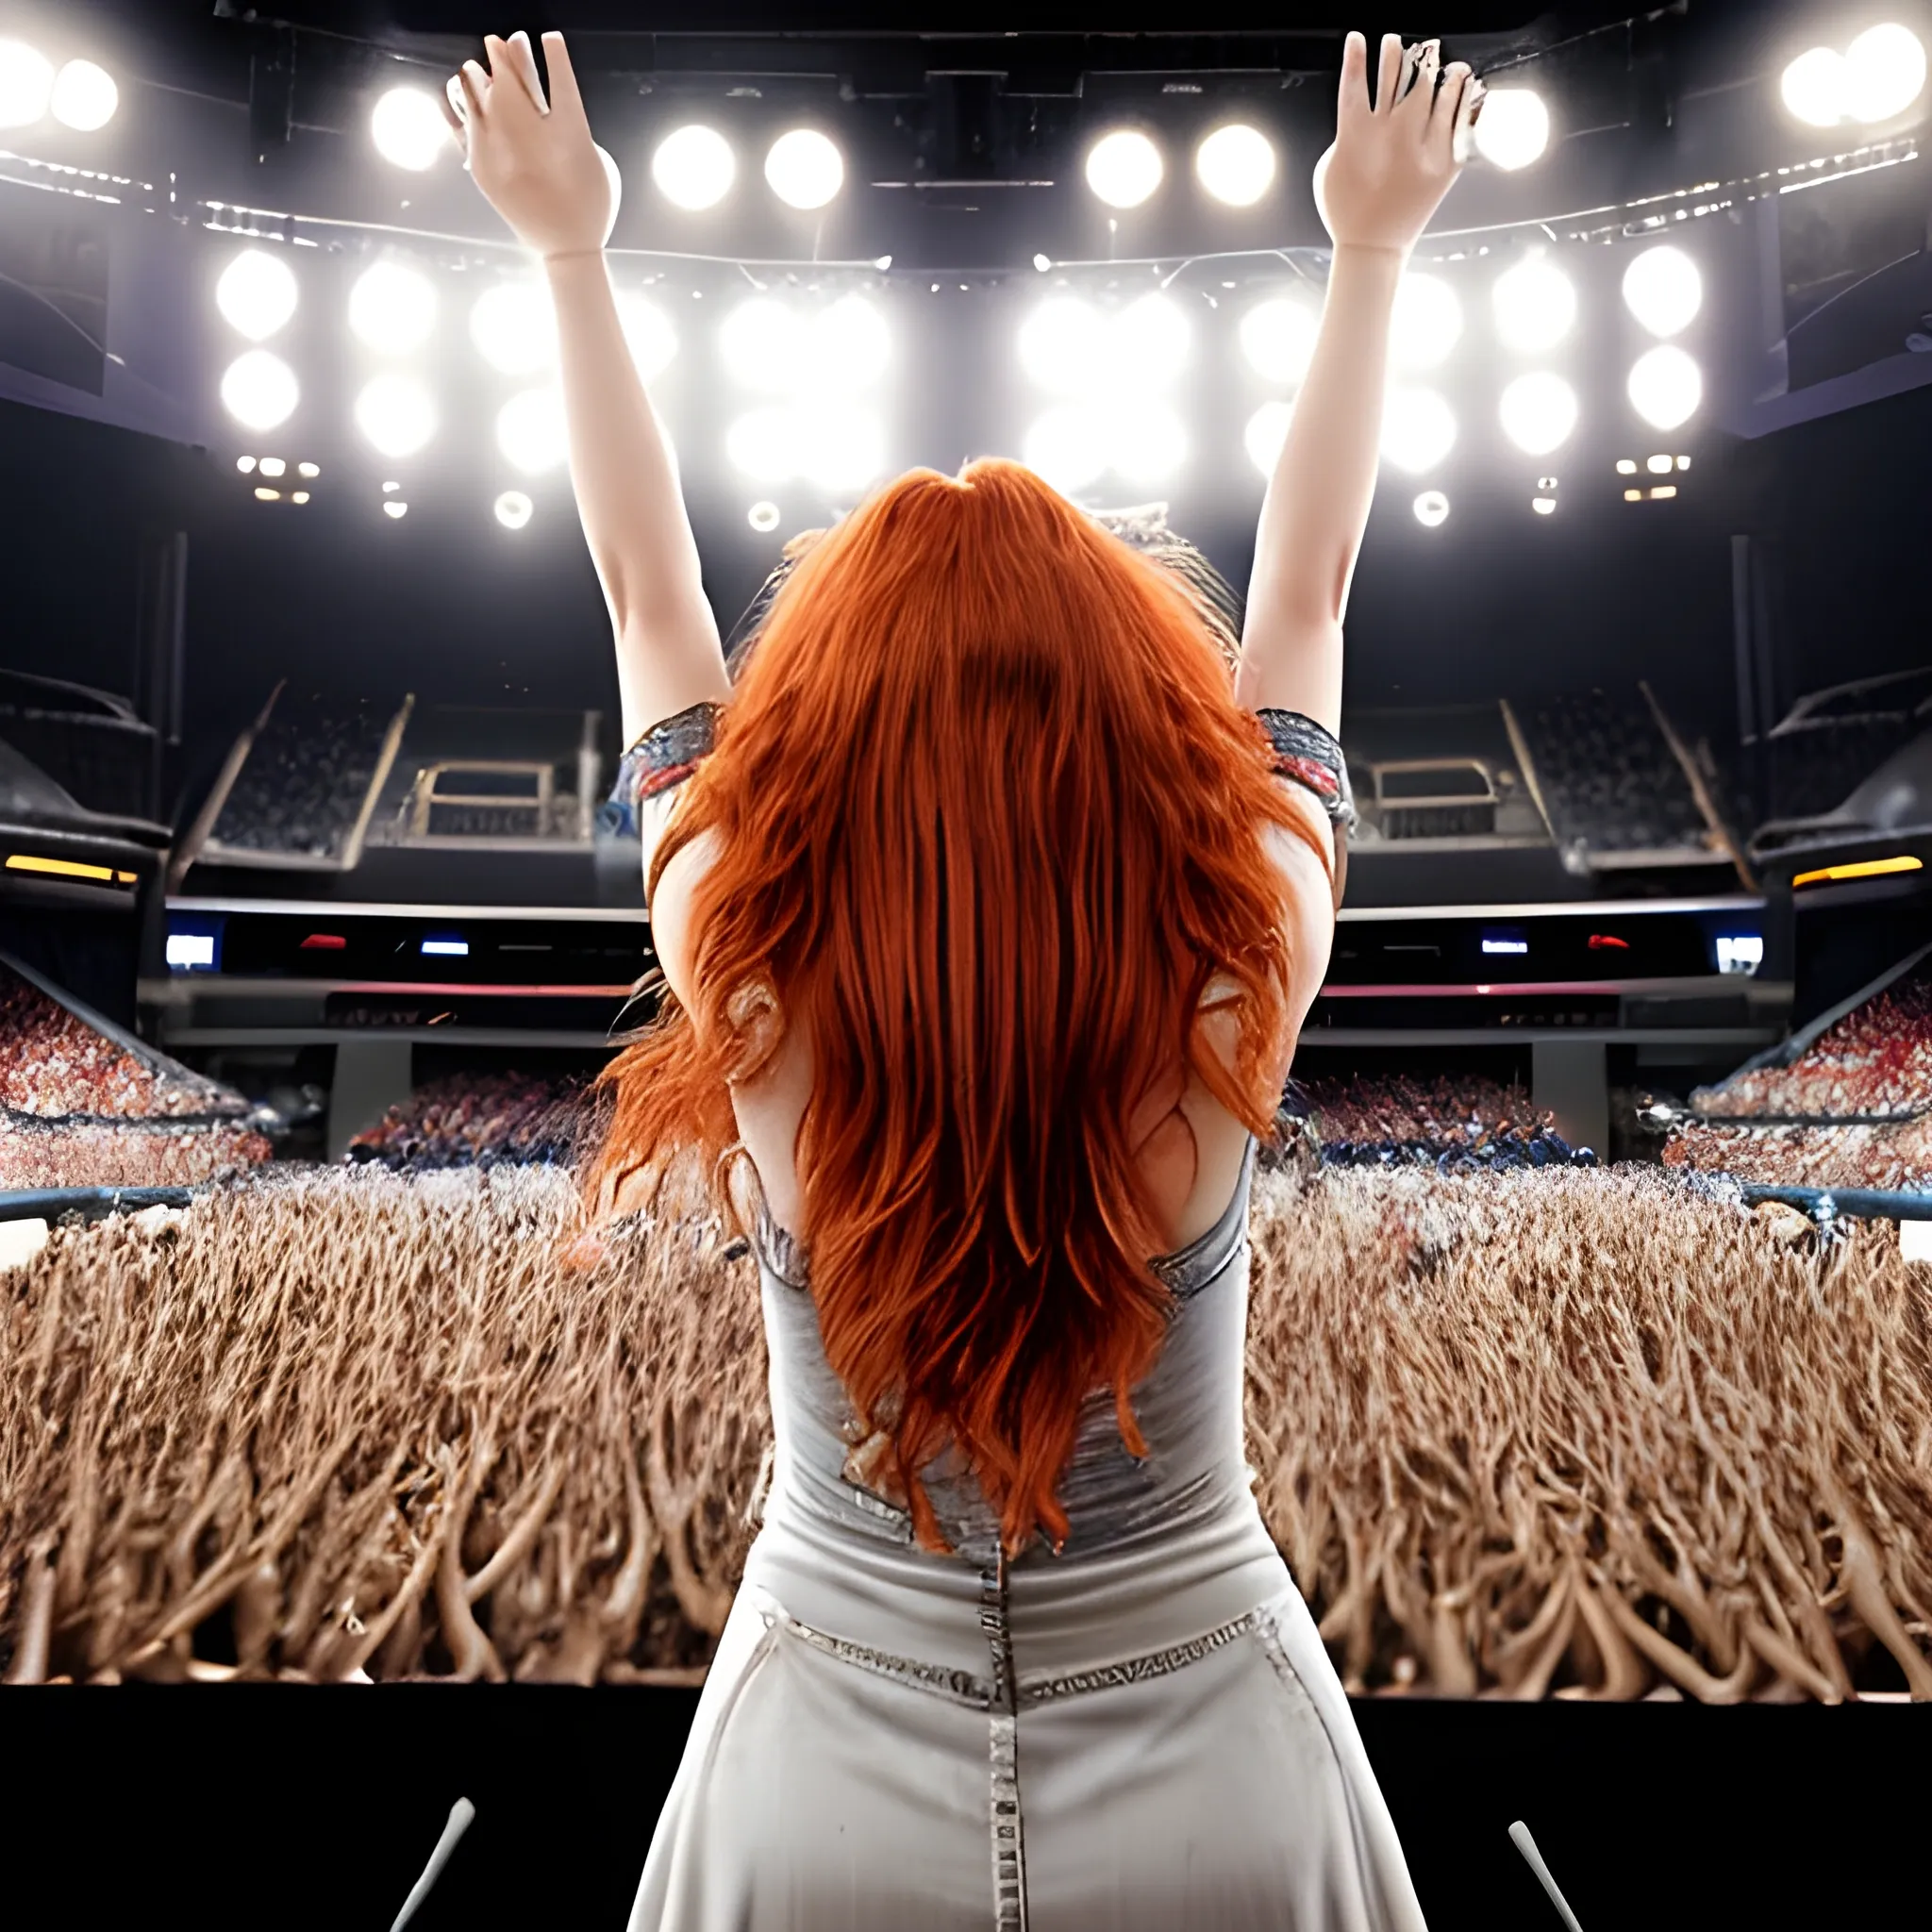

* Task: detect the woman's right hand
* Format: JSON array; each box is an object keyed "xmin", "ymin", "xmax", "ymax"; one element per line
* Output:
[
  {"xmin": 1312, "ymin": 32, "xmax": 1482, "ymax": 258},
  {"xmin": 441, "ymin": 30, "xmax": 613, "ymax": 260}
]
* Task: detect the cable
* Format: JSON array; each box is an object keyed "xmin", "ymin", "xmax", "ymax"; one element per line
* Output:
[{"xmin": 390, "ymin": 1797, "xmax": 476, "ymax": 1932}]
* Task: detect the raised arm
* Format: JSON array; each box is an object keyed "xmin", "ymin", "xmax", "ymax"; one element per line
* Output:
[
  {"xmin": 447, "ymin": 32, "xmax": 730, "ymax": 743},
  {"xmin": 1233, "ymin": 33, "xmax": 1481, "ymax": 735}
]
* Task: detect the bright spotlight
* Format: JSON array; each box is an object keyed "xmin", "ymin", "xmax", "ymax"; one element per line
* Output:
[
  {"xmin": 748, "ymin": 500, "xmax": 781, "ymax": 533},
  {"xmin": 1627, "ymin": 345, "xmax": 1703, "ymax": 430},
  {"xmin": 1085, "ymin": 129, "xmax": 1163, "ymax": 209},
  {"xmin": 1531, "ymin": 495, "xmax": 1557, "ymax": 516},
  {"xmin": 371, "ymin": 86, "xmax": 450, "ymax": 172},
  {"xmin": 348, "ymin": 261, "xmax": 438, "ymax": 356},
  {"xmin": 495, "ymin": 387, "xmax": 567, "ymax": 475},
  {"xmin": 356, "ymin": 374, "xmax": 437, "ymax": 458},
  {"xmin": 1499, "ymin": 373, "xmax": 1579, "ymax": 456},
  {"xmin": 1239, "ymin": 298, "xmax": 1319, "ymax": 386},
  {"xmin": 1382, "ymin": 386, "xmax": 1457, "ymax": 474},
  {"xmin": 236, "ymin": 456, "xmax": 257, "ymax": 474},
  {"xmin": 1391, "ymin": 273, "xmax": 1462, "ymax": 371},
  {"xmin": 1780, "ymin": 47, "xmax": 1847, "ymax": 126},
  {"xmin": 615, "ymin": 291, "xmax": 678, "ymax": 382},
  {"xmin": 765, "ymin": 128, "xmax": 843, "ymax": 210},
  {"xmin": 725, "ymin": 408, "xmax": 799, "ymax": 485},
  {"xmin": 1645, "ymin": 453, "xmax": 1674, "ymax": 475},
  {"xmin": 220, "ymin": 350, "xmax": 299, "ymax": 431},
  {"xmin": 1622, "ymin": 246, "xmax": 1702, "ymax": 339},
  {"xmin": 1195, "ymin": 124, "xmax": 1276, "ymax": 207},
  {"xmin": 1018, "ymin": 297, "xmax": 1106, "ymax": 396},
  {"xmin": 0, "ymin": 41, "xmax": 54, "ymax": 129},
  {"xmin": 493, "ymin": 490, "xmax": 534, "ymax": 530},
  {"xmin": 216, "ymin": 249, "xmax": 298, "ymax": 342},
  {"xmin": 721, "ymin": 298, "xmax": 807, "ymax": 393},
  {"xmin": 1113, "ymin": 292, "xmax": 1191, "ymax": 389},
  {"xmin": 258, "ymin": 457, "xmax": 287, "ymax": 478},
  {"xmin": 1243, "ymin": 400, "xmax": 1294, "ymax": 477},
  {"xmin": 1472, "ymin": 90, "xmax": 1550, "ymax": 170},
  {"xmin": 796, "ymin": 407, "xmax": 887, "ymax": 494},
  {"xmin": 1413, "ymin": 491, "xmax": 1451, "ymax": 528},
  {"xmin": 1110, "ymin": 405, "xmax": 1188, "ymax": 486},
  {"xmin": 1023, "ymin": 407, "xmax": 1110, "ymax": 494},
  {"xmin": 470, "ymin": 282, "xmax": 556, "ymax": 376},
  {"xmin": 811, "ymin": 294, "xmax": 891, "ymax": 391},
  {"xmin": 1491, "ymin": 256, "xmax": 1576, "ymax": 355},
  {"xmin": 383, "ymin": 500, "xmax": 409, "ymax": 521},
  {"xmin": 652, "ymin": 125, "xmax": 735, "ymax": 210},
  {"xmin": 50, "ymin": 58, "xmax": 118, "ymax": 132},
  {"xmin": 1844, "ymin": 25, "xmax": 1926, "ymax": 123}
]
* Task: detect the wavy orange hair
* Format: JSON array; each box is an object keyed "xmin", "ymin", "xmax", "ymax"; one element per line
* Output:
[{"xmin": 587, "ymin": 458, "xmax": 1327, "ymax": 1557}]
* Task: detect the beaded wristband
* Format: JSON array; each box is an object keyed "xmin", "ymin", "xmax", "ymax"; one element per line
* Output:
[
  {"xmin": 1254, "ymin": 708, "xmax": 1357, "ymax": 834},
  {"xmin": 613, "ymin": 699, "xmax": 725, "ymax": 818}
]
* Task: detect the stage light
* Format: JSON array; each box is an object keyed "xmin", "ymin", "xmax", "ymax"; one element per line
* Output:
[
  {"xmin": 1615, "ymin": 458, "xmax": 1638, "ymax": 475},
  {"xmin": 258, "ymin": 457, "xmax": 286, "ymax": 477},
  {"xmin": 291, "ymin": 491, "xmax": 309, "ymax": 504},
  {"xmin": 1645, "ymin": 453, "xmax": 1674, "ymax": 475},
  {"xmin": 495, "ymin": 387, "xmax": 566, "ymax": 474},
  {"xmin": 220, "ymin": 350, "xmax": 299, "ymax": 430},
  {"xmin": 797, "ymin": 408, "xmax": 886, "ymax": 494},
  {"xmin": 1113, "ymin": 292, "xmax": 1191, "ymax": 389},
  {"xmin": 652, "ymin": 125, "xmax": 735, "ymax": 210},
  {"xmin": 1243, "ymin": 400, "xmax": 1294, "ymax": 477},
  {"xmin": 298, "ymin": 460, "xmax": 320, "ymax": 477},
  {"xmin": 1532, "ymin": 495, "xmax": 1557, "ymax": 515},
  {"xmin": 1018, "ymin": 297, "xmax": 1106, "ymax": 396},
  {"xmin": 470, "ymin": 281, "xmax": 555, "ymax": 375},
  {"xmin": 1491, "ymin": 256, "xmax": 1576, "ymax": 354},
  {"xmin": 615, "ymin": 291, "xmax": 678, "ymax": 382},
  {"xmin": 1499, "ymin": 373, "xmax": 1578, "ymax": 455},
  {"xmin": 1844, "ymin": 25, "xmax": 1926, "ymax": 122},
  {"xmin": 765, "ymin": 128, "xmax": 842, "ymax": 210},
  {"xmin": 1240, "ymin": 298, "xmax": 1319, "ymax": 386},
  {"xmin": 356, "ymin": 374, "xmax": 436, "ymax": 458},
  {"xmin": 1382, "ymin": 386, "xmax": 1457, "ymax": 474},
  {"xmin": 236, "ymin": 456, "xmax": 257, "ymax": 474},
  {"xmin": 50, "ymin": 58, "xmax": 118, "ymax": 132},
  {"xmin": 1413, "ymin": 491, "xmax": 1450, "ymax": 527},
  {"xmin": 1111, "ymin": 406, "xmax": 1188, "ymax": 486},
  {"xmin": 1676, "ymin": 455, "xmax": 1691, "ymax": 471},
  {"xmin": 1622, "ymin": 246, "xmax": 1701, "ymax": 338},
  {"xmin": 1086, "ymin": 129, "xmax": 1162, "ymax": 209},
  {"xmin": 1628, "ymin": 345, "xmax": 1702, "ymax": 429},
  {"xmin": 382, "ymin": 480, "xmax": 399, "ymax": 492},
  {"xmin": 493, "ymin": 490, "xmax": 534, "ymax": 530},
  {"xmin": 725, "ymin": 408, "xmax": 800, "ymax": 484},
  {"xmin": 348, "ymin": 260, "xmax": 438, "ymax": 356},
  {"xmin": 748, "ymin": 501, "xmax": 781, "ymax": 533},
  {"xmin": 1195, "ymin": 124, "xmax": 1275, "ymax": 207},
  {"xmin": 254, "ymin": 487, "xmax": 281, "ymax": 502},
  {"xmin": 810, "ymin": 294, "xmax": 891, "ymax": 391},
  {"xmin": 1023, "ymin": 407, "xmax": 1110, "ymax": 494},
  {"xmin": 383, "ymin": 500, "xmax": 408, "ymax": 520},
  {"xmin": 0, "ymin": 41, "xmax": 53, "ymax": 129},
  {"xmin": 1472, "ymin": 89, "xmax": 1550, "ymax": 170},
  {"xmin": 1650, "ymin": 484, "xmax": 1677, "ymax": 499},
  {"xmin": 216, "ymin": 249, "xmax": 298, "ymax": 341},
  {"xmin": 721, "ymin": 298, "xmax": 806, "ymax": 393},
  {"xmin": 1391, "ymin": 273, "xmax": 1462, "ymax": 371},
  {"xmin": 372, "ymin": 86, "xmax": 449, "ymax": 171},
  {"xmin": 1781, "ymin": 48, "xmax": 1845, "ymax": 126},
  {"xmin": 1624, "ymin": 488, "xmax": 1642, "ymax": 502}
]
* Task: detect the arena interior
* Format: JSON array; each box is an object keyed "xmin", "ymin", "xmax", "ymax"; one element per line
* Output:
[{"xmin": 4, "ymin": 0, "xmax": 1932, "ymax": 1924}]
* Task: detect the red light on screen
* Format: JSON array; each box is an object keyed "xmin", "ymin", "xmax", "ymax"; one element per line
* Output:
[
  {"xmin": 300, "ymin": 933, "xmax": 347, "ymax": 950},
  {"xmin": 1587, "ymin": 934, "xmax": 1630, "ymax": 951}
]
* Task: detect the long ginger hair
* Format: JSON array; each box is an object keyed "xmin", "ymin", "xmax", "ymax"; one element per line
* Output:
[{"xmin": 587, "ymin": 459, "xmax": 1328, "ymax": 1557}]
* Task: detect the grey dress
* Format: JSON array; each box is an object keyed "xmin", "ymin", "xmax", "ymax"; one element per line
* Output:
[{"xmin": 626, "ymin": 1137, "xmax": 1429, "ymax": 1931}]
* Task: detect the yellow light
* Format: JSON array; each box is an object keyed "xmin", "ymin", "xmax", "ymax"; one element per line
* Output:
[
  {"xmin": 1650, "ymin": 484, "xmax": 1677, "ymax": 498},
  {"xmin": 116, "ymin": 870, "xmax": 136, "ymax": 883},
  {"xmin": 298, "ymin": 460, "xmax": 320, "ymax": 477},
  {"xmin": 1615, "ymin": 458, "xmax": 1638, "ymax": 475},
  {"xmin": 6, "ymin": 853, "xmax": 119, "ymax": 881},
  {"xmin": 1792, "ymin": 855, "xmax": 1924, "ymax": 889},
  {"xmin": 1624, "ymin": 488, "xmax": 1642, "ymax": 501},
  {"xmin": 255, "ymin": 487, "xmax": 281, "ymax": 501},
  {"xmin": 291, "ymin": 491, "xmax": 310, "ymax": 504}
]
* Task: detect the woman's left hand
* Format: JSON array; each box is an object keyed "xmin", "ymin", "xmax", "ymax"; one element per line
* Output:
[{"xmin": 442, "ymin": 30, "xmax": 615, "ymax": 259}]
